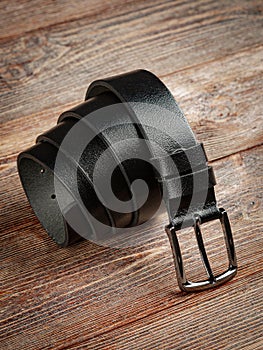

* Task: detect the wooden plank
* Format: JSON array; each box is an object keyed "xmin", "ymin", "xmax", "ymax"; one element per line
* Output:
[
  {"xmin": 0, "ymin": 0, "xmax": 165, "ymax": 39},
  {"xmin": 1, "ymin": 145, "xmax": 262, "ymax": 349},
  {"xmin": 1, "ymin": 45, "xmax": 262, "ymax": 164},
  {"xmin": 0, "ymin": 0, "xmax": 262, "ymax": 122},
  {"xmin": 163, "ymin": 46, "xmax": 263, "ymax": 160},
  {"xmin": 0, "ymin": 0, "xmax": 262, "ymax": 162}
]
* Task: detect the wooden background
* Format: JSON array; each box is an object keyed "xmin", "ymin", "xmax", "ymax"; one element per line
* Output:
[{"xmin": 0, "ymin": 0, "xmax": 262, "ymax": 349}]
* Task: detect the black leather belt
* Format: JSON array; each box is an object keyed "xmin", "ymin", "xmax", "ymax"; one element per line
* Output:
[{"xmin": 17, "ymin": 70, "xmax": 237, "ymax": 292}]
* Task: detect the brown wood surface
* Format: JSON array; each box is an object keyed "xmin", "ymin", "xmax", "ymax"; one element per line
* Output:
[{"xmin": 0, "ymin": 1, "xmax": 262, "ymax": 349}]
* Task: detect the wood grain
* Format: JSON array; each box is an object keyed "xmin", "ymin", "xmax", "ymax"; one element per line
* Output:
[
  {"xmin": 1, "ymin": 146, "xmax": 262, "ymax": 350},
  {"xmin": 0, "ymin": 0, "xmax": 163, "ymax": 39},
  {"xmin": 0, "ymin": 0, "xmax": 262, "ymax": 349},
  {"xmin": 0, "ymin": 0, "xmax": 262, "ymax": 161}
]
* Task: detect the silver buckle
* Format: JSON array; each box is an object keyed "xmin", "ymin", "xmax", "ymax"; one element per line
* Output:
[{"xmin": 166, "ymin": 208, "xmax": 237, "ymax": 292}]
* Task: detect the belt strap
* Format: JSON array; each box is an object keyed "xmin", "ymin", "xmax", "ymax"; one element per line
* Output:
[{"xmin": 17, "ymin": 70, "xmax": 237, "ymax": 292}]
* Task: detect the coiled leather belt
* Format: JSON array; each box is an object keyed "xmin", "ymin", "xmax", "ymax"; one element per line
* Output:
[{"xmin": 17, "ymin": 70, "xmax": 237, "ymax": 292}]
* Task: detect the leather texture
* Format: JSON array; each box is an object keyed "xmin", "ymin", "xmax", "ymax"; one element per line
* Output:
[{"xmin": 17, "ymin": 69, "xmax": 218, "ymax": 246}]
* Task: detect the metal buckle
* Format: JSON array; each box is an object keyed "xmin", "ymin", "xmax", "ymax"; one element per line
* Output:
[{"xmin": 166, "ymin": 208, "xmax": 237, "ymax": 292}]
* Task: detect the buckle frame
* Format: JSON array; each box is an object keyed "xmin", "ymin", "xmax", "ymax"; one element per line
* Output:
[{"xmin": 166, "ymin": 208, "xmax": 237, "ymax": 292}]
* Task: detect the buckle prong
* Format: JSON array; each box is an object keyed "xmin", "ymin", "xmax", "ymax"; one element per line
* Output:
[
  {"xmin": 166, "ymin": 208, "xmax": 237, "ymax": 292},
  {"xmin": 194, "ymin": 214, "xmax": 215, "ymax": 283}
]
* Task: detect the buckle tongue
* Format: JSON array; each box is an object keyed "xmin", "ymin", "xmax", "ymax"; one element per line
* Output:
[{"xmin": 166, "ymin": 208, "xmax": 237, "ymax": 292}]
